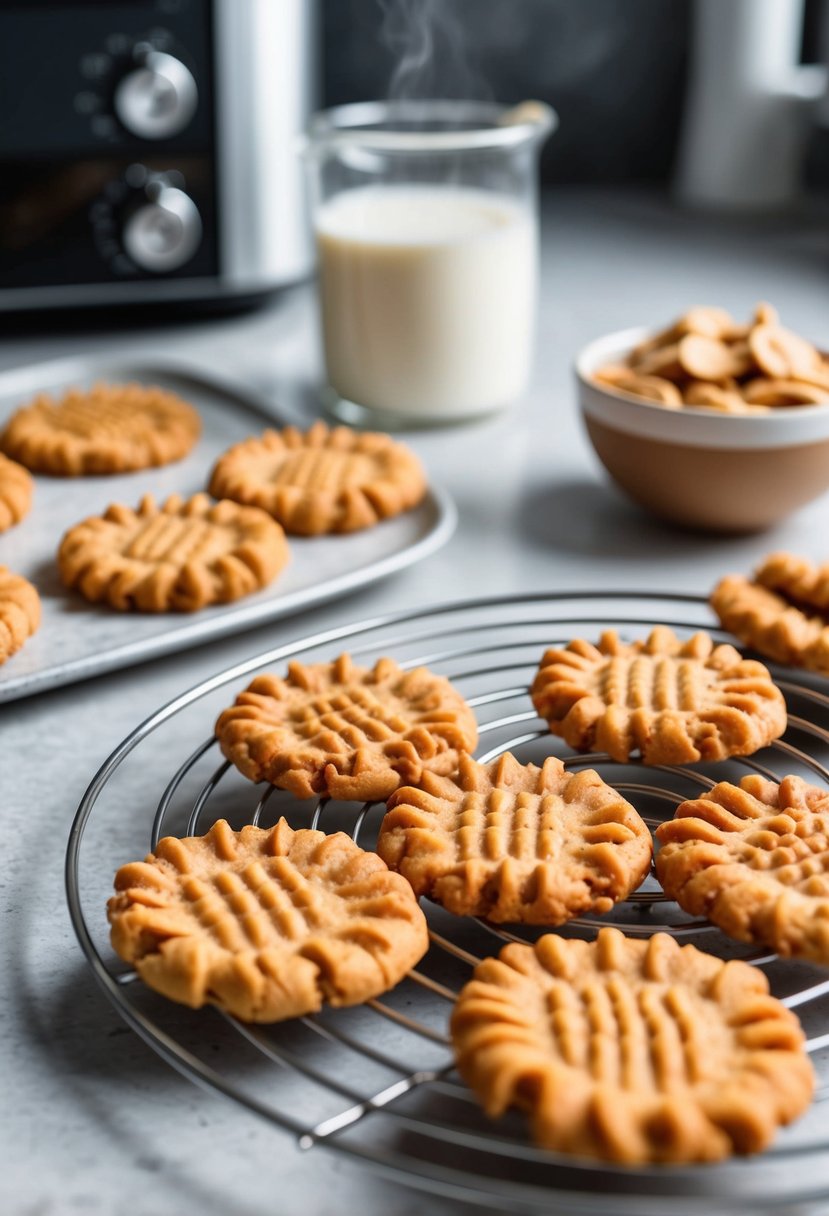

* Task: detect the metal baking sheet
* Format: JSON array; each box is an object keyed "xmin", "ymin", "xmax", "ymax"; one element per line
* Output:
[{"xmin": 0, "ymin": 354, "xmax": 455, "ymax": 703}]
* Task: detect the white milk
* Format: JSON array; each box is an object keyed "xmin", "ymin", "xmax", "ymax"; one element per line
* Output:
[{"xmin": 315, "ymin": 185, "xmax": 537, "ymax": 419}]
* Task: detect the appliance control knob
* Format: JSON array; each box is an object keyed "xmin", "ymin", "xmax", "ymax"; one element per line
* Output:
[
  {"xmin": 114, "ymin": 49, "xmax": 197, "ymax": 140},
  {"xmin": 122, "ymin": 183, "xmax": 202, "ymax": 273}
]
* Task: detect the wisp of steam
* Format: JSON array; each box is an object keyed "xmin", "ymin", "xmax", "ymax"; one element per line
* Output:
[{"xmin": 378, "ymin": 0, "xmax": 491, "ymax": 101}]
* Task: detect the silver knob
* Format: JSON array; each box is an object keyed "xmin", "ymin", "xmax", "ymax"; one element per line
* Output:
[
  {"xmin": 122, "ymin": 185, "xmax": 202, "ymax": 272},
  {"xmin": 114, "ymin": 50, "xmax": 197, "ymax": 140}
]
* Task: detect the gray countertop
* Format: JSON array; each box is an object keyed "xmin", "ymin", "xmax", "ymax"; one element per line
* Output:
[{"xmin": 3, "ymin": 189, "xmax": 829, "ymax": 1216}]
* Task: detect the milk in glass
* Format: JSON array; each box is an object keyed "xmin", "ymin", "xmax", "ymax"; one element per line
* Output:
[{"xmin": 315, "ymin": 185, "xmax": 537, "ymax": 420}]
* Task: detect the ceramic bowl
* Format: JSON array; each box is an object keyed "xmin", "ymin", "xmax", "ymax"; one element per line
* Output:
[{"xmin": 576, "ymin": 325, "xmax": 829, "ymax": 533}]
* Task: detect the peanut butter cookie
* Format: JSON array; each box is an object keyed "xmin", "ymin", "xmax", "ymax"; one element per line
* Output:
[
  {"xmin": 531, "ymin": 626, "xmax": 786, "ymax": 765},
  {"xmin": 711, "ymin": 553, "xmax": 829, "ymax": 673},
  {"xmin": 58, "ymin": 492, "xmax": 288, "ymax": 612},
  {"xmin": 0, "ymin": 452, "xmax": 33, "ymax": 532},
  {"xmin": 108, "ymin": 817, "xmax": 429, "ymax": 1022},
  {"xmin": 450, "ymin": 926, "xmax": 813, "ymax": 1163},
  {"xmin": 215, "ymin": 654, "xmax": 478, "ymax": 801},
  {"xmin": 657, "ymin": 773, "xmax": 829, "ymax": 964},
  {"xmin": 0, "ymin": 381, "xmax": 200, "ymax": 475},
  {"xmin": 208, "ymin": 420, "xmax": 427, "ymax": 536},
  {"xmin": 378, "ymin": 752, "xmax": 652, "ymax": 923},
  {"xmin": 0, "ymin": 566, "xmax": 40, "ymax": 665}
]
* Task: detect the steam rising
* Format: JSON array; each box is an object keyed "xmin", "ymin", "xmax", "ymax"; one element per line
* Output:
[
  {"xmin": 377, "ymin": 0, "xmax": 632, "ymax": 103},
  {"xmin": 378, "ymin": 0, "xmax": 490, "ymax": 100}
]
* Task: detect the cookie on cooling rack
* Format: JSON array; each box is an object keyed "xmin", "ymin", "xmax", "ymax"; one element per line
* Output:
[
  {"xmin": 0, "ymin": 565, "xmax": 40, "ymax": 665},
  {"xmin": 108, "ymin": 817, "xmax": 429, "ymax": 1022},
  {"xmin": 0, "ymin": 381, "xmax": 201, "ymax": 475},
  {"xmin": 57, "ymin": 492, "xmax": 289, "ymax": 612},
  {"xmin": 0, "ymin": 452, "xmax": 33, "ymax": 532},
  {"xmin": 377, "ymin": 752, "xmax": 652, "ymax": 923},
  {"xmin": 530, "ymin": 626, "xmax": 786, "ymax": 766},
  {"xmin": 450, "ymin": 925, "xmax": 813, "ymax": 1164},
  {"xmin": 657, "ymin": 773, "xmax": 829, "ymax": 965},
  {"xmin": 711, "ymin": 554, "xmax": 829, "ymax": 674},
  {"xmin": 207, "ymin": 420, "xmax": 427, "ymax": 536},
  {"xmin": 215, "ymin": 654, "xmax": 478, "ymax": 801}
]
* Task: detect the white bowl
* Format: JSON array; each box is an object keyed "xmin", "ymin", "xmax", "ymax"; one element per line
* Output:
[{"xmin": 575, "ymin": 326, "xmax": 829, "ymax": 532}]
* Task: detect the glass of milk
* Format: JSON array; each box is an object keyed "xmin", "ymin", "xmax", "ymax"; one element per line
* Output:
[{"xmin": 305, "ymin": 100, "xmax": 556, "ymax": 427}]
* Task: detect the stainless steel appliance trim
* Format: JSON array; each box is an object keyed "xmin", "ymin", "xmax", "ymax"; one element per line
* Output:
[{"xmin": 213, "ymin": 0, "xmax": 317, "ymax": 289}]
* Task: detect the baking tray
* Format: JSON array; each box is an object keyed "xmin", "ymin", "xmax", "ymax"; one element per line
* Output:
[{"xmin": 0, "ymin": 354, "xmax": 455, "ymax": 703}]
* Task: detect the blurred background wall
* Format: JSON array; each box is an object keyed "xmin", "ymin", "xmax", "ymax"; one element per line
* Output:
[{"xmin": 322, "ymin": 0, "xmax": 829, "ymax": 186}]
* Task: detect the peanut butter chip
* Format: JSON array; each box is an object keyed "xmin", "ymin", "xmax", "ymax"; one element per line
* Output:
[
  {"xmin": 749, "ymin": 324, "xmax": 821, "ymax": 380},
  {"xmin": 754, "ymin": 301, "xmax": 779, "ymax": 327},
  {"xmin": 678, "ymin": 334, "xmax": 750, "ymax": 381},
  {"xmin": 742, "ymin": 379, "xmax": 829, "ymax": 407},
  {"xmin": 682, "ymin": 382, "xmax": 763, "ymax": 413},
  {"xmin": 593, "ymin": 303, "xmax": 827, "ymax": 413},
  {"xmin": 594, "ymin": 366, "xmax": 682, "ymax": 407},
  {"xmin": 680, "ymin": 305, "xmax": 735, "ymax": 338}
]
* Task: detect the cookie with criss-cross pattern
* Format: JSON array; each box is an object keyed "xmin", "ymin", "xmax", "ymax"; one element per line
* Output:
[
  {"xmin": 0, "ymin": 453, "xmax": 33, "ymax": 532},
  {"xmin": 450, "ymin": 926, "xmax": 813, "ymax": 1164},
  {"xmin": 57, "ymin": 492, "xmax": 288, "ymax": 612},
  {"xmin": 1, "ymin": 381, "xmax": 201, "ymax": 475},
  {"xmin": 208, "ymin": 420, "xmax": 427, "ymax": 535},
  {"xmin": 378, "ymin": 752, "xmax": 652, "ymax": 923},
  {"xmin": 711, "ymin": 553, "xmax": 829, "ymax": 674},
  {"xmin": 530, "ymin": 626, "xmax": 786, "ymax": 766},
  {"xmin": 657, "ymin": 773, "xmax": 829, "ymax": 964},
  {"xmin": 0, "ymin": 566, "xmax": 40, "ymax": 665},
  {"xmin": 108, "ymin": 817, "xmax": 429, "ymax": 1022},
  {"xmin": 215, "ymin": 653, "xmax": 478, "ymax": 801}
]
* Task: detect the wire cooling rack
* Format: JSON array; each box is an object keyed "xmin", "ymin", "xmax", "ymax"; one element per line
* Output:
[{"xmin": 66, "ymin": 591, "xmax": 829, "ymax": 1215}]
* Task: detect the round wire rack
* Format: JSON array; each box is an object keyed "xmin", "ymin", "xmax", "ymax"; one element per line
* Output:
[{"xmin": 66, "ymin": 591, "xmax": 829, "ymax": 1215}]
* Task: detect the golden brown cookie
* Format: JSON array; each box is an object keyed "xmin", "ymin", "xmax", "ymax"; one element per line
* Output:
[
  {"xmin": 0, "ymin": 381, "xmax": 201, "ymax": 475},
  {"xmin": 57, "ymin": 492, "xmax": 288, "ymax": 612},
  {"xmin": 377, "ymin": 752, "xmax": 652, "ymax": 923},
  {"xmin": 215, "ymin": 654, "xmax": 478, "ymax": 801},
  {"xmin": 450, "ymin": 925, "xmax": 813, "ymax": 1164},
  {"xmin": 711, "ymin": 554, "xmax": 829, "ymax": 673},
  {"xmin": 657, "ymin": 773, "xmax": 829, "ymax": 964},
  {"xmin": 108, "ymin": 817, "xmax": 429, "ymax": 1022},
  {"xmin": 0, "ymin": 452, "xmax": 33, "ymax": 532},
  {"xmin": 208, "ymin": 420, "xmax": 427, "ymax": 536},
  {"xmin": 530, "ymin": 626, "xmax": 786, "ymax": 765},
  {"xmin": 0, "ymin": 566, "xmax": 41, "ymax": 665}
]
